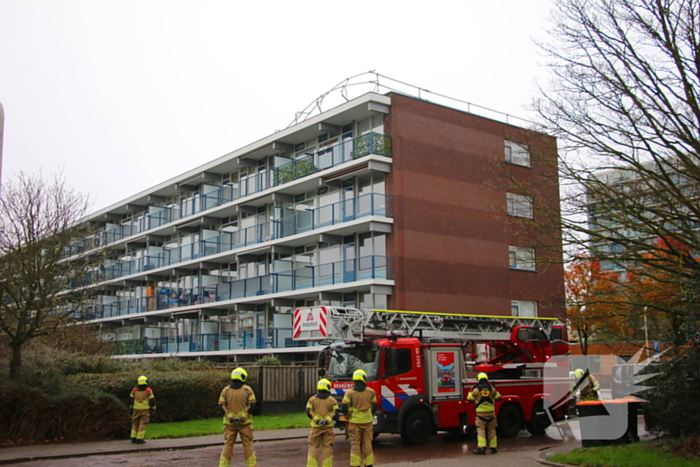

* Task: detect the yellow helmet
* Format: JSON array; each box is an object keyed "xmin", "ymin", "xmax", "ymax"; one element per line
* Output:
[
  {"xmin": 477, "ymin": 372, "xmax": 488, "ymax": 381},
  {"xmin": 352, "ymin": 369, "xmax": 367, "ymax": 382},
  {"xmin": 231, "ymin": 367, "xmax": 248, "ymax": 382},
  {"xmin": 137, "ymin": 375, "xmax": 148, "ymax": 385},
  {"xmin": 317, "ymin": 378, "xmax": 331, "ymax": 391},
  {"xmin": 574, "ymin": 369, "xmax": 585, "ymax": 379}
]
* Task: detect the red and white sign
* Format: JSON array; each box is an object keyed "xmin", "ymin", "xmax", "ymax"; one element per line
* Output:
[{"xmin": 293, "ymin": 307, "xmax": 328, "ymax": 339}]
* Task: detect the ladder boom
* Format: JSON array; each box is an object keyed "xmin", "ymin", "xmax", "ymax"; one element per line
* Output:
[{"xmin": 293, "ymin": 307, "xmax": 562, "ymax": 342}]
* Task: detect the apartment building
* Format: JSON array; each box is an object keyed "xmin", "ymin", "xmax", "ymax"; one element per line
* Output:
[
  {"xmin": 67, "ymin": 91, "xmax": 564, "ymax": 363},
  {"xmin": 587, "ymin": 161, "xmax": 695, "ymax": 272}
]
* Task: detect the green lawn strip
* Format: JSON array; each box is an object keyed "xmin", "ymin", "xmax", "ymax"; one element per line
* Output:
[
  {"xmin": 147, "ymin": 413, "xmax": 310, "ymax": 439},
  {"xmin": 549, "ymin": 443, "xmax": 698, "ymax": 467}
]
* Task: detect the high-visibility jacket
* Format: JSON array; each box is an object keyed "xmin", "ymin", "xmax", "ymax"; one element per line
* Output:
[
  {"xmin": 342, "ymin": 387, "xmax": 376, "ymax": 424},
  {"xmin": 307, "ymin": 394, "xmax": 338, "ymax": 428},
  {"xmin": 130, "ymin": 386, "xmax": 156, "ymax": 410},
  {"xmin": 467, "ymin": 383, "xmax": 501, "ymax": 413},
  {"xmin": 219, "ymin": 384, "xmax": 256, "ymax": 425}
]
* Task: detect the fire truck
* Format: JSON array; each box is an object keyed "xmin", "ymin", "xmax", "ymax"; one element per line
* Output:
[{"xmin": 293, "ymin": 307, "xmax": 572, "ymax": 445}]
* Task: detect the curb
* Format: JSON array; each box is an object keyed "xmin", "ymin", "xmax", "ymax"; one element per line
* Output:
[
  {"xmin": 0, "ymin": 433, "xmax": 311, "ymax": 465},
  {"xmin": 533, "ymin": 442, "xmax": 581, "ymax": 467}
]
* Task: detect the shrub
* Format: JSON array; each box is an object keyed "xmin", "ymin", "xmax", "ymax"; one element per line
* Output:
[
  {"xmin": 255, "ymin": 355, "xmax": 282, "ymax": 366},
  {"xmin": 0, "ymin": 381, "xmax": 128, "ymax": 445},
  {"xmin": 644, "ymin": 344, "xmax": 700, "ymax": 438},
  {"xmin": 69, "ymin": 369, "xmax": 247, "ymax": 423}
]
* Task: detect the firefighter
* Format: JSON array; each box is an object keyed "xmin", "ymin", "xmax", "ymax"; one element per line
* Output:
[
  {"xmin": 573, "ymin": 368, "xmax": 601, "ymax": 402},
  {"xmin": 129, "ymin": 375, "xmax": 156, "ymax": 444},
  {"xmin": 467, "ymin": 372, "xmax": 501, "ymax": 455},
  {"xmin": 306, "ymin": 378, "xmax": 338, "ymax": 467},
  {"xmin": 341, "ymin": 369, "xmax": 377, "ymax": 467},
  {"xmin": 218, "ymin": 367, "xmax": 257, "ymax": 467}
]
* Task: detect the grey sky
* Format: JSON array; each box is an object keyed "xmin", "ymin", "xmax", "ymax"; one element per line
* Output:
[{"xmin": 0, "ymin": 0, "xmax": 554, "ymax": 212}]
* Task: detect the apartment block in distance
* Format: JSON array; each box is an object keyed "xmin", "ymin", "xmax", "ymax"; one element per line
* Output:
[{"xmin": 67, "ymin": 88, "xmax": 564, "ymax": 363}]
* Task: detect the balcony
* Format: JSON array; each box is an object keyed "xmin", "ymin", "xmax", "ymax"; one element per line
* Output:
[
  {"xmin": 76, "ymin": 255, "xmax": 394, "ymax": 320},
  {"xmin": 64, "ymin": 133, "xmax": 392, "ymax": 258},
  {"xmin": 110, "ymin": 328, "xmax": 313, "ymax": 356},
  {"xmin": 272, "ymin": 132, "xmax": 392, "ymax": 184},
  {"xmin": 91, "ymin": 192, "xmax": 391, "ymax": 284}
]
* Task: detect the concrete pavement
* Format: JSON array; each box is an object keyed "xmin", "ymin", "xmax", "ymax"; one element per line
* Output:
[
  {"xmin": 0, "ymin": 428, "xmax": 311, "ymax": 465},
  {"xmin": 0, "ymin": 423, "xmax": 641, "ymax": 467}
]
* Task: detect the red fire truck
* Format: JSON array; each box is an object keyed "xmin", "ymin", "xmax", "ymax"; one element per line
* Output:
[{"xmin": 293, "ymin": 307, "xmax": 572, "ymax": 445}]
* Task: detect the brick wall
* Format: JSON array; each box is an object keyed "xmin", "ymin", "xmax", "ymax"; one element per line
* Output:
[{"xmin": 384, "ymin": 93, "xmax": 564, "ymax": 318}]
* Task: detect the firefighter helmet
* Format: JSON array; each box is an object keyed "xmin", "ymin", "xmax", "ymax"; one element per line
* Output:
[
  {"xmin": 137, "ymin": 375, "xmax": 148, "ymax": 385},
  {"xmin": 317, "ymin": 378, "xmax": 331, "ymax": 391},
  {"xmin": 231, "ymin": 367, "xmax": 248, "ymax": 382},
  {"xmin": 574, "ymin": 369, "xmax": 585, "ymax": 379},
  {"xmin": 477, "ymin": 372, "xmax": 488, "ymax": 381},
  {"xmin": 352, "ymin": 369, "xmax": 367, "ymax": 382}
]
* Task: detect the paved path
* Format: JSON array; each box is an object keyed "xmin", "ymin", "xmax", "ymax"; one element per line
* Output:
[
  {"xmin": 0, "ymin": 427, "xmax": 575, "ymax": 467},
  {"xmin": 1, "ymin": 416, "xmax": 652, "ymax": 467}
]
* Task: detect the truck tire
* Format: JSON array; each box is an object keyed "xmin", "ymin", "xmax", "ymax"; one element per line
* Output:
[
  {"xmin": 497, "ymin": 404, "xmax": 524, "ymax": 438},
  {"xmin": 400, "ymin": 410, "xmax": 432, "ymax": 445},
  {"xmin": 526, "ymin": 401, "xmax": 551, "ymax": 435}
]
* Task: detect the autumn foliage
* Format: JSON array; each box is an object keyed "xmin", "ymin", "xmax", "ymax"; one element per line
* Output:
[{"xmin": 565, "ymin": 256, "xmax": 625, "ymax": 354}]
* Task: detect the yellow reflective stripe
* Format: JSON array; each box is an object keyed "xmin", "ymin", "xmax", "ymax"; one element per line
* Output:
[
  {"xmin": 245, "ymin": 453, "xmax": 257, "ymax": 466},
  {"xmin": 349, "ymin": 410, "xmax": 373, "ymax": 424},
  {"xmin": 365, "ymin": 453, "xmax": 374, "ymax": 465},
  {"xmin": 307, "ymin": 455, "xmax": 318, "ymax": 467},
  {"xmin": 219, "ymin": 455, "xmax": 231, "ymax": 467}
]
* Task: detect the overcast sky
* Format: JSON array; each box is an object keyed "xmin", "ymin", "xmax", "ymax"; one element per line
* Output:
[{"xmin": 0, "ymin": 0, "xmax": 555, "ymax": 213}]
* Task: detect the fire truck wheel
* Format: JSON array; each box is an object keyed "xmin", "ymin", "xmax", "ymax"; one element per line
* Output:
[
  {"xmin": 497, "ymin": 404, "xmax": 524, "ymax": 438},
  {"xmin": 525, "ymin": 401, "xmax": 551, "ymax": 435},
  {"xmin": 400, "ymin": 410, "xmax": 433, "ymax": 445}
]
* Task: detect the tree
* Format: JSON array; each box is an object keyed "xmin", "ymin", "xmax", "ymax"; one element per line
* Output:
[
  {"xmin": 565, "ymin": 256, "xmax": 625, "ymax": 354},
  {"xmin": 0, "ymin": 172, "xmax": 95, "ymax": 379},
  {"xmin": 527, "ymin": 0, "xmax": 700, "ymax": 436},
  {"xmin": 516, "ymin": 0, "xmax": 700, "ymax": 342}
]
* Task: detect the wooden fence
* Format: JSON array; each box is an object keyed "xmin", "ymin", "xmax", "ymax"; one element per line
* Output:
[{"xmin": 244, "ymin": 366, "xmax": 318, "ymax": 404}]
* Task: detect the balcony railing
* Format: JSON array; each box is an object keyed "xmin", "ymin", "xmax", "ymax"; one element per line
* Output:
[
  {"xmin": 63, "ymin": 133, "xmax": 392, "ymax": 258},
  {"xmin": 110, "ymin": 328, "xmax": 314, "ymax": 356},
  {"xmin": 71, "ymin": 255, "xmax": 394, "ymax": 321},
  {"xmin": 87, "ymin": 192, "xmax": 391, "ymax": 284},
  {"xmin": 272, "ymin": 132, "xmax": 392, "ymax": 185}
]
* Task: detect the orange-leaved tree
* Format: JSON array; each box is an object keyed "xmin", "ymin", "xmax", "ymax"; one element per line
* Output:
[
  {"xmin": 565, "ymin": 255, "xmax": 625, "ymax": 354},
  {"xmin": 625, "ymin": 236, "xmax": 697, "ymax": 345}
]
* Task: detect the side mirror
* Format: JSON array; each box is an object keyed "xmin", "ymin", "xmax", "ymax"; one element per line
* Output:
[{"xmin": 318, "ymin": 368, "xmax": 326, "ymax": 377}]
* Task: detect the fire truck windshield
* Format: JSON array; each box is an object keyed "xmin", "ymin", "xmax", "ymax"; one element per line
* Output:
[{"xmin": 328, "ymin": 346, "xmax": 379, "ymax": 381}]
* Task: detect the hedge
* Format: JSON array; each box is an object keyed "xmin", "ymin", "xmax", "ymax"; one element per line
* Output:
[
  {"xmin": 0, "ymin": 382, "xmax": 128, "ymax": 445},
  {"xmin": 68, "ymin": 369, "xmax": 249, "ymax": 423}
]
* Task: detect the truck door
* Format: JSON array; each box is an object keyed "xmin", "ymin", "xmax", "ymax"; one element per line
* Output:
[
  {"xmin": 380, "ymin": 345, "xmax": 423, "ymax": 413},
  {"xmin": 427, "ymin": 348, "xmax": 463, "ymax": 399}
]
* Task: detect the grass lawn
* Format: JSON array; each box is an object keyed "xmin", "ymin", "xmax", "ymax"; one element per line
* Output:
[
  {"xmin": 549, "ymin": 442, "xmax": 700, "ymax": 467},
  {"xmin": 146, "ymin": 412, "xmax": 310, "ymax": 439}
]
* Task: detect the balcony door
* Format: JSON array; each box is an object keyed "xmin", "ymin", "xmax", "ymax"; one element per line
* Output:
[
  {"xmin": 343, "ymin": 240, "xmax": 356, "ymax": 283},
  {"xmin": 342, "ymin": 179, "xmax": 355, "ymax": 222}
]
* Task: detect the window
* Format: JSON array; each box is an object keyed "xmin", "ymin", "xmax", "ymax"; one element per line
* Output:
[
  {"xmin": 505, "ymin": 141, "xmax": 530, "ymax": 167},
  {"xmin": 509, "ymin": 245, "xmax": 536, "ymax": 271},
  {"xmin": 384, "ymin": 348, "xmax": 412, "ymax": 377},
  {"xmin": 511, "ymin": 300, "xmax": 538, "ymax": 317},
  {"xmin": 507, "ymin": 193, "xmax": 534, "ymax": 218}
]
